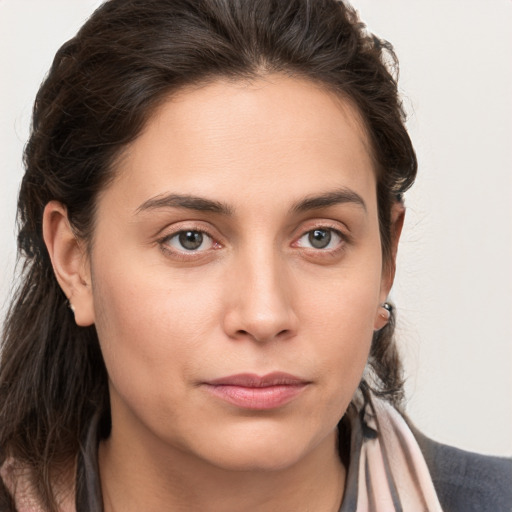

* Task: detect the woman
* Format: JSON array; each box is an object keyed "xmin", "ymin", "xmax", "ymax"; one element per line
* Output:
[{"xmin": 0, "ymin": 0, "xmax": 510, "ymax": 511}]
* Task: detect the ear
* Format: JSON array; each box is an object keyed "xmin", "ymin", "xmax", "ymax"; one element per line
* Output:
[
  {"xmin": 374, "ymin": 202, "xmax": 405, "ymax": 330},
  {"xmin": 380, "ymin": 201, "xmax": 405, "ymax": 298},
  {"xmin": 42, "ymin": 201, "xmax": 95, "ymax": 326}
]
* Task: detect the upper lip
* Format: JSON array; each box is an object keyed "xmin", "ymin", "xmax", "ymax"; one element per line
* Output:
[{"xmin": 206, "ymin": 372, "xmax": 309, "ymax": 388}]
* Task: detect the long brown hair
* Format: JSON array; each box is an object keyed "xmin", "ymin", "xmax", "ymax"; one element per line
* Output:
[{"xmin": 0, "ymin": 0, "xmax": 416, "ymax": 509}]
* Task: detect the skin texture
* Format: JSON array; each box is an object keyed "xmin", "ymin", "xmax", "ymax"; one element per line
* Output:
[{"xmin": 43, "ymin": 75, "xmax": 401, "ymax": 512}]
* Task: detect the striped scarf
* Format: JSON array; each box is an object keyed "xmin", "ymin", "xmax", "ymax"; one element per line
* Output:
[{"xmin": 340, "ymin": 391, "xmax": 443, "ymax": 511}]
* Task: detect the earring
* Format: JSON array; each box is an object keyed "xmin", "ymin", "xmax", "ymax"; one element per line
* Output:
[
  {"xmin": 68, "ymin": 300, "xmax": 75, "ymax": 314},
  {"xmin": 381, "ymin": 302, "xmax": 392, "ymax": 316},
  {"xmin": 374, "ymin": 302, "xmax": 392, "ymax": 330}
]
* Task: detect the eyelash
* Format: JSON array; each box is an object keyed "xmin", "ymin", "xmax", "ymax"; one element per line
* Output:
[{"xmin": 157, "ymin": 224, "xmax": 347, "ymax": 261}]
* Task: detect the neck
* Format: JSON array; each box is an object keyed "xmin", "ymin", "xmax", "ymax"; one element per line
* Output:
[{"xmin": 99, "ymin": 421, "xmax": 346, "ymax": 512}]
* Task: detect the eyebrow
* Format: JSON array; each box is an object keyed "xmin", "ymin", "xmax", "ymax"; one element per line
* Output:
[
  {"xmin": 135, "ymin": 187, "xmax": 366, "ymax": 216},
  {"xmin": 136, "ymin": 193, "xmax": 233, "ymax": 216},
  {"xmin": 292, "ymin": 188, "xmax": 367, "ymax": 213}
]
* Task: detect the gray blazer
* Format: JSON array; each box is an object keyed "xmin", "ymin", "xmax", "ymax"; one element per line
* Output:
[{"xmin": 415, "ymin": 430, "xmax": 512, "ymax": 512}]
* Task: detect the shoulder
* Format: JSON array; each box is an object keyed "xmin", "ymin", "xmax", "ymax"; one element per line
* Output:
[{"xmin": 414, "ymin": 429, "xmax": 512, "ymax": 512}]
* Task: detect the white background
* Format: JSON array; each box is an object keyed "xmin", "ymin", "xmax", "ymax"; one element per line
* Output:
[{"xmin": 1, "ymin": 1, "xmax": 511, "ymax": 456}]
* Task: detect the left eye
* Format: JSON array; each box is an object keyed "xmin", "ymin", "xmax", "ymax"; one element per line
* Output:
[
  {"xmin": 164, "ymin": 230, "xmax": 214, "ymax": 251},
  {"xmin": 296, "ymin": 228, "xmax": 342, "ymax": 250}
]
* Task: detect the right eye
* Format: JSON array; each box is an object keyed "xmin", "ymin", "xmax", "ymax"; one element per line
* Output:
[{"xmin": 162, "ymin": 230, "xmax": 215, "ymax": 252}]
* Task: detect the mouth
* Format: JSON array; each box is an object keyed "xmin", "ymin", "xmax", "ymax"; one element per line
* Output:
[{"xmin": 202, "ymin": 372, "xmax": 310, "ymax": 410}]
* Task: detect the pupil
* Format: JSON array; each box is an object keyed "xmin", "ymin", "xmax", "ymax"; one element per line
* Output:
[
  {"xmin": 179, "ymin": 231, "xmax": 203, "ymax": 250},
  {"xmin": 309, "ymin": 229, "xmax": 331, "ymax": 249}
]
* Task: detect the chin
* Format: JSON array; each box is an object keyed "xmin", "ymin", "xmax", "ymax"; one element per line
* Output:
[
  {"xmin": 191, "ymin": 420, "xmax": 335, "ymax": 473},
  {"xmin": 208, "ymin": 444, "xmax": 310, "ymax": 473}
]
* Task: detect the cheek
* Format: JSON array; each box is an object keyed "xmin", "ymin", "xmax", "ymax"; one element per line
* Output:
[
  {"xmin": 297, "ymin": 256, "xmax": 382, "ymax": 400},
  {"xmin": 90, "ymin": 250, "xmax": 224, "ymax": 399},
  {"xmin": 299, "ymin": 250, "xmax": 382, "ymax": 341}
]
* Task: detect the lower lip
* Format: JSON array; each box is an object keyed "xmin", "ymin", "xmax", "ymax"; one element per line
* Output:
[{"xmin": 203, "ymin": 384, "xmax": 308, "ymax": 410}]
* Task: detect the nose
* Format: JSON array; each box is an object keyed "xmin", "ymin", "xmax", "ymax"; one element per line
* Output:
[{"xmin": 222, "ymin": 247, "xmax": 298, "ymax": 343}]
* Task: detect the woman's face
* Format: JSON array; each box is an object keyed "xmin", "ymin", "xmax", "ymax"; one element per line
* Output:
[{"xmin": 87, "ymin": 75, "xmax": 394, "ymax": 471}]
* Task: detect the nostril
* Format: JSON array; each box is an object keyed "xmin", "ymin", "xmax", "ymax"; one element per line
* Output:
[{"xmin": 232, "ymin": 328, "xmax": 292, "ymax": 342}]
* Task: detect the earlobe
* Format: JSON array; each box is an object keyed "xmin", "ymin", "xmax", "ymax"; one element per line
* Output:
[{"xmin": 42, "ymin": 201, "xmax": 95, "ymax": 326}]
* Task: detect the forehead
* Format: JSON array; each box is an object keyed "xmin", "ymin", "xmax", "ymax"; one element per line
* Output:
[{"xmin": 104, "ymin": 75, "xmax": 377, "ymax": 213}]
